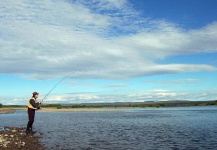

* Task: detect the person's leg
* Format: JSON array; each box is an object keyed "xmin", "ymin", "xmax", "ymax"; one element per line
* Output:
[
  {"xmin": 29, "ymin": 109, "xmax": 35, "ymax": 131},
  {"xmin": 26, "ymin": 108, "xmax": 35, "ymax": 133}
]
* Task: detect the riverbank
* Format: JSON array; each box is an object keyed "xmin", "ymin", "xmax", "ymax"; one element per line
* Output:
[
  {"xmin": 0, "ymin": 126, "xmax": 44, "ymax": 149},
  {"xmin": 40, "ymin": 107, "xmax": 126, "ymax": 112},
  {"xmin": 0, "ymin": 108, "xmax": 16, "ymax": 114},
  {"xmin": 1, "ymin": 100, "xmax": 216, "ymax": 111},
  {"xmin": 0, "ymin": 107, "xmax": 126, "ymax": 113}
]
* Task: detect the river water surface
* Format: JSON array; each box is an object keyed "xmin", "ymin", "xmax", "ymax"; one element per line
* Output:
[{"xmin": 1, "ymin": 106, "xmax": 217, "ymax": 150}]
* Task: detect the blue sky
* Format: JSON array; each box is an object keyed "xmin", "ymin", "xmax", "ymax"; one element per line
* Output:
[{"xmin": 0, "ymin": 0, "xmax": 217, "ymax": 105}]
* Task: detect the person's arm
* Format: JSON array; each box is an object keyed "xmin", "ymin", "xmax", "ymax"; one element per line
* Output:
[{"xmin": 29, "ymin": 99, "xmax": 40, "ymax": 109}]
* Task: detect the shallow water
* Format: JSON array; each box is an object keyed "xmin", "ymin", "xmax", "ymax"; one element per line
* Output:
[{"xmin": 1, "ymin": 106, "xmax": 217, "ymax": 150}]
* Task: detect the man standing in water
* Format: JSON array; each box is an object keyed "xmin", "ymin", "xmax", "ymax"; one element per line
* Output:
[{"xmin": 26, "ymin": 92, "xmax": 43, "ymax": 134}]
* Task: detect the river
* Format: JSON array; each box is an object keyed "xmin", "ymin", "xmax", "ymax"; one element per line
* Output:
[{"xmin": 1, "ymin": 106, "xmax": 217, "ymax": 150}]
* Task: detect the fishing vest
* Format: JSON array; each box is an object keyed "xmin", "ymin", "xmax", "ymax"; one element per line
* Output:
[{"xmin": 27, "ymin": 97, "xmax": 37, "ymax": 109}]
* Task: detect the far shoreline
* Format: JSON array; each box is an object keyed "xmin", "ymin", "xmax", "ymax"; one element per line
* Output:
[
  {"xmin": 1, "ymin": 100, "xmax": 217, "ymax": 114},
  {"xmin": 40, "ymin": 107, "xmax": 127, "ymax": 112},
  {"xmin": 1, "ymin": 105, "xmax": 217, "ymax": 114},
  {"xmin": 0, "ymin": 108, "xmax": 17, "ymax": 114},
  {"xmin": 0, "ymin": 107, "xmax": 127, "ymax": 114},
  {"xmin": 1, "ymin": 100, "xmax": 216, "ymax": 111}
]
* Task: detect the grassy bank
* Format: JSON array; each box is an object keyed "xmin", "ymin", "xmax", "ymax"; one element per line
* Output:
[{"xmin": 1, "ymin": 100, "xmax": 217, "ymax": 110}]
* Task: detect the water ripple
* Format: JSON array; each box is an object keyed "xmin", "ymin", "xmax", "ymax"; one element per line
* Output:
[{"xmin": 0, "ymin": 107, "xmax": 217, "ymax": 149}]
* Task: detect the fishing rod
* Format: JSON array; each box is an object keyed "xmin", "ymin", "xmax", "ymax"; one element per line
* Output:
[{"xmin": 41, "ymin": 71, "xmax": 77, "ymax": 103}]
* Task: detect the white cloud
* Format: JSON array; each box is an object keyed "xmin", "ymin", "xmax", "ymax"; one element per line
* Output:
[
  {"xmin": 144, "ymin": 78, "xmax": 201, "ymax": 83},
  {"xmin": 1, "ymin": 87, "xmax": 217, "ymax": 105},
  {"xmin": 0, "ymin": 0, "xmax": 217, "ymax": 80}
]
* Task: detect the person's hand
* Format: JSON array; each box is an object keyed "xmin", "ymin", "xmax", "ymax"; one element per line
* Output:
[{"xmin": 40, "ymin": 99, "xmax": 44, "ymax": 103}]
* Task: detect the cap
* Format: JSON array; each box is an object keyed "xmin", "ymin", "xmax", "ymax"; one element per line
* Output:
[{"xmin": 32, "ymin": 92, "xmax": 39, "ymax": 96}]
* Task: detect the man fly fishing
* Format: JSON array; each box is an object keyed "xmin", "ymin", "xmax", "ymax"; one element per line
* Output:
[
  {"xmin": 26, "ymin": 92, "xmax": 43, "ymax": 134},
  {"xmin": 25, "ymin": 73, "xmax": 74, "ymax": 134}
]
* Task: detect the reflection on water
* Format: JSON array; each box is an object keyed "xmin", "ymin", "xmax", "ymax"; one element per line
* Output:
[{"xmin": 1, "ymin": 107, "xmax": 217, "ymax": 150}]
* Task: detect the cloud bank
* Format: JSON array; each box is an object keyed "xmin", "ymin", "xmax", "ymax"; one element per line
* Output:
[
  {"xmin": 0, "ymin": 0, "xmax": 217, "ymax": 105},
  {"xmin": 0, "ymin": 0, "xmax": 217, "ymax": 80}
]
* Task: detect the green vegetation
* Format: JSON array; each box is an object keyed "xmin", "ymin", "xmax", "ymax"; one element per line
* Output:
[
  {"xmin": 42, "ymin": 104, "xmax": 63, "ymax": 109},
  {"xmin": 43, "ymin": 100, "xmax": 217, "ymax": 109},
  {"xmin": 70, "ymin": 105, "xmax": 102, "ymax": 108},
  {"xmin": 0, "ymin": 100, "xmax": 217, "ymax": 109},
  {"xmin": 41, "ymin": 104, "xmax": 103, "ymax": 109},
  {"xmin": 1, "ymin": 105, "xmax": 25, "ymax": 108}
]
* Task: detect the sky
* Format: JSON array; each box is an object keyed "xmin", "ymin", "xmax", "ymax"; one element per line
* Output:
[{"xmin": 0, "ymin": 0, "xmax": 217, "ymax": 105}]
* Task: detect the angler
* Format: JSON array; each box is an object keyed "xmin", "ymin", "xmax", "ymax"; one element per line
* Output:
[
  {"xmin": 25, "ymin": 72, "xmax": 75, "ymax": 134},
  {"xmin": 26, "ymin": 92, "xmax": 43, "ymax": 134}
]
